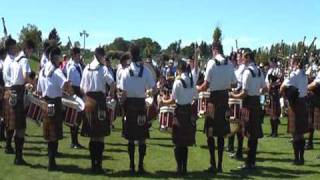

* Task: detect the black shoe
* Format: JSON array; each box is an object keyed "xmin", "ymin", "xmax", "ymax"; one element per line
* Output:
[
  {"xmin": 204, "ymin": 166, "xmax": 217, "ymax": 174},
  {"xmin": 94, "ymin": 166, "xmax": 105, "ymax": 174},
  {"xmin": 14, "ymin": 158, "xmax": 28, "ymax": 166},
  {"xmin": 230, "ymin": 153, "xmax": 243, "ymax": 160},
  {"xmin": 130, "ymin": 163, "xmax": 135, "ymax": 174},
  {"xmin": 48, "ymin": 160, "xmax": 58, "ymax": 171},
  {"xmin": 5, "ymin": 146, "xmax": 14, "ymax": 154},
  {"xmin": 71, "ymin": 143, "xmax": 85, "ymax": 149},
  {"xmin": 137, "ymin": 165, "xmax": 145, "ymax": 174},
  {"xmin": 217, "ymin": 165, "xmax": 223, "ymax": 173},
  {"xmin": 226, "ymin": 147, "xmax": 234, "ymax": 153},
  {"xmin": 305, "ymin": 143, "xmax": 313, "ymax": 150},
  {"xmin": 238, "ymin": 164, "xmax": 255, "ymax": 170}
]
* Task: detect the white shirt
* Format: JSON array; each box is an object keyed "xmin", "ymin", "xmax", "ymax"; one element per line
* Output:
[
  {"xmin": 313, "ymin": 72, "xmax": 320, "ymax": 84},
  {"xmin": 204, "ymin": 54, "xmax": 237, "ymax": 91},
  {"xmin": 171, "ymin": 73, "xmax": 196, "ymax": 105},
  {"xmin": 235, "ymin": 64, "xmax": 246, "ymax": 89},
  {"xmin": 0, "ymin": 59, "xmax": 3, "ymax": 71},
  {"xmin": 116, "ymin": 64, "xmax": 126, "ymax": 89},
  {"xmin": 283, "ymin": 69, "xmax": 308, "ymax": 97},
  {"xmin": 40, "ymin": 53, "xmax": 48, "ymax": 69},
  {"xmin": 120, "ymin": 62, "xmax": 155, "ymax": 98},
  {"xmin": 67, "ymin": 59, "xmax": 82, "ymax": 87},
  {"xmin": 242, "ymin": 63, "xmax": 266, "ymax": 96},
  {"xmin": 80, "ymin": 58, "xmax": 114, "ymax": 94},
  {"xmin": 265, "ymin": 67, "xmax": 282, "ymax": 85},
  {"xmin": 37, "ymin": 62, "xmax": 67, "ymax": 98},
  {"xmin": 10, "ymin": 51, "xmax": 31, "ymax": 85},
  {"xmin": 3, "ymin": 54, "xmax": 15, "ymax": 87}
]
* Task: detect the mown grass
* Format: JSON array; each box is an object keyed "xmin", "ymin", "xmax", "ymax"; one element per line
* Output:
[{"xmin": 0, "ymin": 116, "xmax": 319, "ymax": 180}]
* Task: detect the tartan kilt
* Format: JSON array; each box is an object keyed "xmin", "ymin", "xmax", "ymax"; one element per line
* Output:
[
  {"xmin": 243, "ymin": 96, "xmax": 263, "ymax": 139},
  {"xmin": 42, "ymin": 97, "xmax": 63, "ymax": 141},
  {"xmin": 204, "ymin": 90, "xmax": 230, "ymax": 137},
  {"xmin": 172, "ymin": 104, "xmax": 196, "ymax": 146},
  {"xmin": 269, "ymin": 95, "xmax": 281, "ymax": 119},
  {"xmin": 4, "ymin": 86, "xmax": 26, "ymax": 130},
  {"xmin": 287, "ymin": 98, "xmax": 309, "ymax": 134},
  {"xmin": 81, "ymin": 92, "xmax": 110, "ymax": 138},
  {"xmin": 123, "ymin": 98, "xmax": 149, "ymax": 141},
  {"xmin": 0, "ymin": 86, "xmax": 4, "ymax": 118},
  {"xmin": 313, "ymin": 107, "xmax": 320, "ymax": 130}
]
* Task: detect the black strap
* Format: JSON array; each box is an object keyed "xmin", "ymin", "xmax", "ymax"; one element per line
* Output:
[
  {"xmin": 247, "ymin": 67, "xmax": 261, "ymax": 78},
  {"xmin": 74, "ymin": 64, "xmax": 82, "ymax": 78},
  {"xmin": 214, "ymin": 58, "xmax": 228, "ymax": 66},
  {"xmin": 16, "ymin": 56, "xmax": 26, "ymax": 63},
  {"xmin": 179, "ymin": 77, "xmax": 193, "ymax": 89},
  {"xmin": 129, "ymin": 64, "xmax": 144, "ymax": 78},
  {"xmin": 180, "ymin": 79, "xmax": 187, "ymax": 88},
  {"xmin": 42, "ymin": 67, "xmax": 57, "ymax": 78}
]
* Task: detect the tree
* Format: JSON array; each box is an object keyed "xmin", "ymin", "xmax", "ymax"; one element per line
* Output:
[
  {"xmin": 212, "ymin": 26, "xmax": 222, "ymax": 43},
  {"xmin": 132, "ymin": 37, "xmax": 162, "ymax": 57},
  {"xmin": 18, "ymin": 24, "xmax": 42, "ymax": 49},
  {"xmin": 48, "ymin": 28, "xmax": 61, "ymax": 44},
  {"xmin": 165, "ymin": 40, "xmax": 182, "ymax": 56},
  {"xmin": 106, "ymin": 37, "xmax": 130, "ymax": 52}
]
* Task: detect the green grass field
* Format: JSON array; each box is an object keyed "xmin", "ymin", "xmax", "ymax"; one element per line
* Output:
[{"xmin": 0, "ymin": 116, "xmax": 319, "ymax": 180}]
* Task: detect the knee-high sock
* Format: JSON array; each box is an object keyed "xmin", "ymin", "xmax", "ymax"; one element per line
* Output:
[
  {"xmin": 6, "ymin": 129, "xmax": 14, "ymax": 148},
  {"xmin": 138, "ymin": 144, "xmax": 146, "ymax": 167},
  {"xmin": 128, "ymin": 142, "xmax": 135, "ymax": 167},
  {"xmin": 207, "ymin": 138, "xmax": 216, "ymax": 168},
  {"xmin": 236, "ymin": 133, "xmax": 243, "ymax": 155},
  {"xmin": 14, "ymin": 137, "xmax": 24, "ymax": 160},
  {"xmin": 217, "ymin": 137, "xmax": 224, "ymax": 169}
]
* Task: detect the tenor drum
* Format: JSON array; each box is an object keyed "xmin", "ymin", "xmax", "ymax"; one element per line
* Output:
[
  {"xmin": 159, "ymin": 106, "xmax": 175, "ymax": 132},
  {"xmin": 198, "ymin": 91, "xmax": 210, "ymax": 116}
]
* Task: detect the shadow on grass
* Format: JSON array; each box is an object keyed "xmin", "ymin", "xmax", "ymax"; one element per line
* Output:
[
  {"xmin": 230, "ymin": 165, "xmax": 319, "ymax": 179},
  {"xmin": 149, "ymin": 137, "xmax": 172, "ymax": 141},
  {"xmin": 26, "ymin": 140, "xmax": 47, "ymax": 144},
  {"xmin": 105, "ymin": 142, "xmax": 127, "ymax": 147},
  {"xmin": 105, "ymin": 148, "xmax": 127, "ymax": 153},
  {"xmin": 148, "ymin": 143, "xmax": 174, "ymax": 148}
]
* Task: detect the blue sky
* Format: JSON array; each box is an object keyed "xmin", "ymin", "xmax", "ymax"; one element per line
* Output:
[{"xmin": 1, "ymin": 0, "xmax": 320, "ymax": 53}]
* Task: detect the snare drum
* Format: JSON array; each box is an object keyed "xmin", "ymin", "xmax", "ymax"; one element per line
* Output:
[
  {"xmin": 198, "ymin": 91, "xmax": 210, "ymax": 116},
  {"xmin": 26, "ymin": 94, "xmax": 45, "ymax": 126},
  {"xmin": 159, "ymin": 106, "xmax": 175, "ymax": 132},
  {"xmin": 228, "ymin": 98, "xmax": 243, "ymax": 134},
  {"xmin": 64, "ymin": 106, "xmax": 79, "ymax": 127},
  {"xmin": 62, "ymin": 96, "xmax": 85, "ymax": 127}
]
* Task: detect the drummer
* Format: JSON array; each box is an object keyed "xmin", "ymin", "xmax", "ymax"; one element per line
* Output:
[
  {"xmin": 66, "ymin": 47, "xmax": 85, "ymax": 149},
  {"xmin": 8, "ymin": 39, "xmax": 35, "ymax": 165},
  {"xmin": 2, "ymin": 36, "xmax": 18, "ymax": 155},
  {"xmin": 197, "ymin": 40, "xmax": 237, "ymax": 173},
  {"xmin": 160, "ymin": 59, "xmax": 197, "ymax": 175},
  {"xmin": 80, "ymin": 47, "xmax": 115, "ymax": 173},
  {"xmin": 37, "ymin": 45, "xmax": 73, "ymax": 171},
  {"xmin": 228, "ymin": 49, "xmax": 245, "ymax": 159},
  {"xmin": 230, "ymin": 50, "xmax": 267, "ymax": 170}
]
